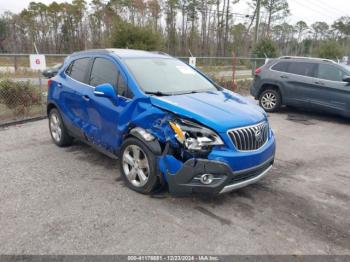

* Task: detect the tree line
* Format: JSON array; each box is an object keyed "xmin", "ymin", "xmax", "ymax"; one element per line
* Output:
[{"xmin": 0, "ymin": 0, "xmax": 349, "ymax": 59}]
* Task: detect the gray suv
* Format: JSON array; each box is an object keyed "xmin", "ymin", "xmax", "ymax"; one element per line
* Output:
[{"xmin": 250, "ymin": 57, "xmax": 350, "ymax": 118}]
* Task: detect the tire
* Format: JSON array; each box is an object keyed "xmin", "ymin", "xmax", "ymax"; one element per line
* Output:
[
  {"xmin": 48, "ymin": 108, "xmax": 73, "ymax": 147},
  {"xmin": 259, "ymin": 88, "xmax": 282, "ymax": 112},
  {"xmin": 120, "ymin": 137, "xmax": 160, "ymax": 194}
]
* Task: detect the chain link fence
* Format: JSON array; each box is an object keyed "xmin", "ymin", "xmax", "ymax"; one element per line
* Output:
[
  {"xmin": 0, "ymin": 54, "xmax": 266, "ymax": 125},
  {"xmin": 0, "ymin": 54, "xmax": 67, "ymax": 125}
]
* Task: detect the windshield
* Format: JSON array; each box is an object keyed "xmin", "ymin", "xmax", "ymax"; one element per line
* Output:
[{"xmin": 124, "ymin": 58, "xmax": 217, "ymax": 95}]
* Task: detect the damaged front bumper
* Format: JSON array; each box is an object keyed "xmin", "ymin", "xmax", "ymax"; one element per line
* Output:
[
  {"xmin": 164, "ymin": 156, "xmax": 274, "ymax": 195},
  {"xmin": 159, "ymin": 133, "xmax": 276, "ymax": 195}
]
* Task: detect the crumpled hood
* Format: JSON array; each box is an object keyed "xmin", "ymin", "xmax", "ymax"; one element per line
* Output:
[{"xmin": 150, "ymin": 90, "xmax": 267, "ymax": 133}]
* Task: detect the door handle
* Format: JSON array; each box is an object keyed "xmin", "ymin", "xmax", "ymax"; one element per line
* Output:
[
  {"xmin": 280, "ymin": 75, "xmax": 288, "ymax": 79},
  {"xmin": 57, "ymin": 83, "xmax": 62, "ymax": 88},
  {"xmin": 82, "ymin": 95, "xmax": 90, "ymax": 102}
]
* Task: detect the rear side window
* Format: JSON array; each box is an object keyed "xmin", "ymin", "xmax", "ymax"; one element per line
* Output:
[
  {"xmin": 287, "ymin": 62, "xmax": 316, "ymax": 77},
  {"xmin": 316, "ymin": 64, "xmax": 346, "ymax": 82},
  {"xmin": 271, "ymin": 62, "xmax": 289, "ymax": 72},
  {"xmin": 66, "ymin": 58, "xmax": 90, "ymax": 83}
]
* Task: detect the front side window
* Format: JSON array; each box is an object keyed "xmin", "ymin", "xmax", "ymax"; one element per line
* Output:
[
  {"xmin": 90, "ymin": 58, "xmax": 118, "ymax": 89},
  {"xmin": 317, "ymin": 64, "xmax": 347, "ymax": 82},
  {"xmin": 124, "ymin": 58, "xmax": 217, "ymax": 95},
  {"xmin": 287, "ymin": 62, "xmax": 316, "ymax": 77},
  {"xmin": 89, "ymin": 57, "xmax": 133, "ymax": 99},
  {"xmin": 66, "ymin": 58, "xmax": 90, "ymax": 83}
]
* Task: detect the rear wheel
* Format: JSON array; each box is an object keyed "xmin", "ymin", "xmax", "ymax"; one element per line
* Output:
[
  {"xmin": 120, "ymin": 137, "xmax": 159, "ymax": 194},
  {"xmin": 48, "ymin": 108, "xmax": 73, "ymax": 147},
  {"xmin": 259, "ymin": 89, "xmax": 282, "ymax": 112}
]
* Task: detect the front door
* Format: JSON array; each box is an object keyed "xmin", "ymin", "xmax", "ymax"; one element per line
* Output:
[
  {"xmin": 311, "ymin": 63, "xmax": 350, "ymax": 114},
  {"xmin": 84, "ymin": 56, "xmax": 133, "ymax": 153}
]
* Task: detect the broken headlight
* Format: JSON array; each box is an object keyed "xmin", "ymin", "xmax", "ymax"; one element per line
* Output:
[{"xmin": 169, "ymin": 119, "xmax": 224, "ymax": 151}]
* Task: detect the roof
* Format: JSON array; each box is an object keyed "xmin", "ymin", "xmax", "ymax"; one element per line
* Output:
[{"xmin": 70, "ymin": 48, "xmax": 171, "ymax": 59}]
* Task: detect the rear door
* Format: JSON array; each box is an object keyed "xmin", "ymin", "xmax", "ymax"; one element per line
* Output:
[
  {"xmin": 271, "ymin": 61, "xmax": 317, "ymax": 107},
  {"xmin": 312, "ymin": 63, "xmax": 350, "ymax": 114},
  {"xmin": 58, "ymin": 57, "xmax": 92, "ymax": 139},
  {"xmin": 85, "ymin": 56, "xmax": 134, "ymax": 152}
]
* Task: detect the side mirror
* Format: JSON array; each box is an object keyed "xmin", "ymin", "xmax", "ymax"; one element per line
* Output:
[
  {"xmin": 94, "ymin": 83, "xmax": 117, "ymax": 100},
  {"xmin": 342, "ymin": 76, "xmax": 350, "ymax": 83}
]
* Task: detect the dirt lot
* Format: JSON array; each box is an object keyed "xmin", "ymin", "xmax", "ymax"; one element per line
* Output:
[{"xmin": 0, "ymin": 107, "xmax": 350, "ymax": 255}]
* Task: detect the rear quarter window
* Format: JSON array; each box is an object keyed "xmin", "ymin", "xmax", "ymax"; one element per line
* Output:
[{"xmin": 271, "ymin": 61, "xmax": 289, "ymax": 72}]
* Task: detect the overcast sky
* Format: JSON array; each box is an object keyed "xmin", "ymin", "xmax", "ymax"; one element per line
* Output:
[{"xmin": 0, "ymin": 0, "xmax": 349, "ymax": 26}]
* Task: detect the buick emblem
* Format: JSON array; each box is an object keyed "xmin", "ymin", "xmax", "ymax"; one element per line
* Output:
[{"xmin": 254, "ymin": 129, "xmax": 263, "ymax": 143}]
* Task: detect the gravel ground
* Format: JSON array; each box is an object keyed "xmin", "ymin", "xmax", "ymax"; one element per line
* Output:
[{"xmin": 0, "ymin": 107, "xmax": 350, "ymax": 255}]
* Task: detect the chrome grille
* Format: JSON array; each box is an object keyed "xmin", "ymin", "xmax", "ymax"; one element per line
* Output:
[{"xmin": 228, "ymin": 122, "xmax": 269, "ymax": 151}]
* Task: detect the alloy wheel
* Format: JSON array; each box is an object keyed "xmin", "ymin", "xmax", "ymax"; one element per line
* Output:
[
  {"xmin": 261, "ymin": 92, "xmax": 277, "ymax": 110},
  {"xmin": 122, "ymin": 145, "xmax": 150, "ymax": 187},
  {"xmin": 50, "ymin": 112, "xmax": 62, "ymax": 143}
]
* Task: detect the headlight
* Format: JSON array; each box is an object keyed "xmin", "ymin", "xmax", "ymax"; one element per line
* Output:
[{"xmin": 169, "ymin": 118, "xmax": 223, "ymax": 150}]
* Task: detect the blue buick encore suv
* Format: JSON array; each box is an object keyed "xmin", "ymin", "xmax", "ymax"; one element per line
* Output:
[{"xmin": 47, "ymin": 49, "xmax": 275, "ymax": 195}]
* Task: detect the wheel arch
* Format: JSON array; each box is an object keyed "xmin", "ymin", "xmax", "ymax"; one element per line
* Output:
[
  {"xmin": 47, "ymin": 102, "xmax": 58, "ymax": 116},
  {"xmin": 124, "ymin": 127, "xmax": 162, "ymax": 156},
  {"xmin": 120, "ymin": 132, "xmax": 164, "ymax": 191}
]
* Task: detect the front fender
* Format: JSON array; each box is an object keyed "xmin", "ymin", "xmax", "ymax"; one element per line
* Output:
[{"xmin": 129, "ymin": 127, "xmax": 162, "ymax": 155}]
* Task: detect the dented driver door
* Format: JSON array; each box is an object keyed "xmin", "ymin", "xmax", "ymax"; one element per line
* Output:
[{"xmin": 85, "ymin": 56, "xmax": 132, "ymax": 153}]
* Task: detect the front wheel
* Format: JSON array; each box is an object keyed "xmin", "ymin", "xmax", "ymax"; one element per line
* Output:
[
  {"xmin": 120, "ymin": 137, "xmax": 160, "ymax": 194},
  {"xmin": 259, "ymin": 89, "xmax": 282, "ymax": 112}
]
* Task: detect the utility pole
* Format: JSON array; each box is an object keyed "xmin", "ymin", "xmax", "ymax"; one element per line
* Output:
[
  {"xmin": 252, "ymin": 0, "xmax": 261, "ymax": 74},
  {"xmin": 254, "ymin": 0, "xmax": 261, "ymax": 45}
]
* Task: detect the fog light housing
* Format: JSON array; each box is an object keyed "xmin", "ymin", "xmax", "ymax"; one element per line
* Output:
[{"xmin": 200, "ymin": 174, "xmax": 214, "ymax": 185}]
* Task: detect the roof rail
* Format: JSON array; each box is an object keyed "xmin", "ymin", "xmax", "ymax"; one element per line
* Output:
[{"xmin": 279, "ymin": 56, "xmax": 336, "ymax": 63}]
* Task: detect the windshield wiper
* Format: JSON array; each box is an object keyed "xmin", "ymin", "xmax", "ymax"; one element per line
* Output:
[
  {"xmin": 177, "ymin": 89, "xmax": 212, "ymax": 95},
  {"xmin": 145, "ymin": 91, "xmax": 172, "ymax": 96}
]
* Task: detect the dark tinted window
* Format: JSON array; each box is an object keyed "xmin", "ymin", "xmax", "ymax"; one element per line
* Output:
[
  {"xmin": 89, "ymin": 58, "xmax": 133, "ymax": 99},
  {"xmin": 317, "ymin": 64, "xmax": 346, "ymax": 82},
  {"xmin": 66, "ymin": 58, "xmax": 90, "ymax": 83},
  {"xmin": 90, "ymin": 58, "xmax": 118, "ymax": 88},
  {"xmin": 271, "ymin": 62, "xmax": 289, "ymax": 72},
  {"xmin": 65, "ymin": 63, "xmax": 73, "ymax": 75},
  {"xmin": 287, "ymin": 62, "xmax": 315, "ymax": 77},
  {"xmin": 117, "ymin": 74, "xmax": 132, "ymax": 98}
]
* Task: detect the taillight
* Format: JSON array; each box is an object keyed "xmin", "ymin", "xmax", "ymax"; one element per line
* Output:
[
  {"xmin": 255, "ymin": 67, "xmax": 262, "ymax": 75},
  {"xmin": 48, "ymin": 79, "xmax": 52, "ymax": 88}
]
